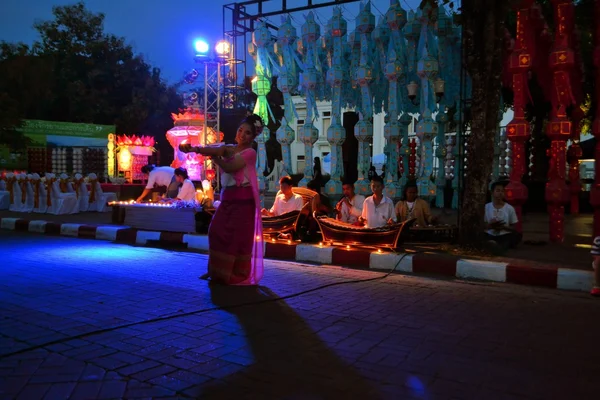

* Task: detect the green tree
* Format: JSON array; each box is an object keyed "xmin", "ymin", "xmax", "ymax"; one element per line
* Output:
[{"xmin": 0, "ymin": 2, "xmax": 182, "ymax": 163}]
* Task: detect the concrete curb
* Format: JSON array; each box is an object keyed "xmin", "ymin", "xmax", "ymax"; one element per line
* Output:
[{"xmin": 1, "ymin": 217, "xmax": 594, "ymax": 293}]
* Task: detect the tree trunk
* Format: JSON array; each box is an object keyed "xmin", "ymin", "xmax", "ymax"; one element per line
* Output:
[{"xmin": 459, "ymin": 0, "xmax": 511, "ymax": 245}]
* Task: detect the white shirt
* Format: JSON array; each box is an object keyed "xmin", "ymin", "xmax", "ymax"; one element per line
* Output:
[
  {"xmin": 484, "ymin": 202, "xmax": 518, "ymax": 236},
  {"xmin": 177, "ymin": 179, "xmax": 196, "ymax": 201},
  {"xmin": 146, "ymin": 167, "xmax": 175, "ymax": 189},
  {"xmin": 339, "ymin": 194, "xmax": 366, "ymax": 224},
  {"xmin": 270, "ymin": 192, "xmax": 304, "ymax": 216},
  {"xmin": 361, "ymin": 195, "xmax": 396, "ymax": 228}
]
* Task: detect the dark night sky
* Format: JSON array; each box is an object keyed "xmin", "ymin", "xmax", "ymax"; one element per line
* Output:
[{"xmin": 0, "ymin": 0, "xmax": 421, "ymax": 84}]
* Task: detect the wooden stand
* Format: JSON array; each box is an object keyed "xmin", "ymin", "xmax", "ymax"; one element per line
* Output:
[{"xmin": 122, "ymin": 204, "xmax": 197, "ymax": 233}]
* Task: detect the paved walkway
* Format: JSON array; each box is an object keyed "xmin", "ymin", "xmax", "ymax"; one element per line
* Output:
[{"xmin": 0, "ymin": 232, "xmax": 599, "ymax": 399}]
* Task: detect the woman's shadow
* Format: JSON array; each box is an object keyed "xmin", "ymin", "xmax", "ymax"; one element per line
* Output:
[{"xmin": 194, "ymin": 283, "xmax": 381, "ymax": 399}]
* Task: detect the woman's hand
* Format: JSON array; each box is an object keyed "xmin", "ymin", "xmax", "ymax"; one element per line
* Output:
[{"xmin": 179, "ymin": 143, "xmax": 195, "ymax": 153}]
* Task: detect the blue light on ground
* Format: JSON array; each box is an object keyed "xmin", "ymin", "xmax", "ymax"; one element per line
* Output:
[{"xmin": 406, "ymin": 376, "xmax": 426, "ymax": 397}]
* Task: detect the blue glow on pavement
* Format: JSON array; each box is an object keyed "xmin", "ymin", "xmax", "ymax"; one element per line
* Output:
[{"xmin": 406, "ymin": 376, "xmax": 426, "ymax": 397}]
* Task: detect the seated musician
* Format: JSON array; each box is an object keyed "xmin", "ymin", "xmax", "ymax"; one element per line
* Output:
[
  {"xmin": 261, "ymin": 175, "xmax": 303, "ymax": 217},
  {"xmin": 358, "ymin": 176, "xmax": 396, "ymax": 228},
  {"xmin": 484, "ymin": 180, "xmax": 521, "ymax": 250},
  {"xmin": 335, "ymin": 180, "xmax": 365, "ymax": 225},
  {"xmin": 307, "ymin": 179, "xmax": 332, "ymax": 217},
  {"xmin": 395, "ymin": 182, "xmax": 437, "ymax": 227},
  {"xmin": 301, "ymin": 179, "xmax": 332, "ymax": 242}
]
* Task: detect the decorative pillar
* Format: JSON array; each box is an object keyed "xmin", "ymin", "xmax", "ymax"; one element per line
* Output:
[
  {"xmin": 435, "ymin": 111, "xmax": 448, "ymax": 208},
  {"xmin": 590, "ymin": 0, "xmax": 600, "ymax": 237},
  {"xmin": 276, "ymin": 118, "xmax": 295, "ymax": 176},
  {"xmin": 505, "ymin": 0, "xmax": 535, "ymax": 233},
  {"xmin": 492, "ymin": 106, "xmax": 504, "ymax": 181},
  {"xmin": 298, "ymin": 12, "xmax": 321, "ymax": 188},
  {"xmin": 353, "ymin": 2, "xmax": 376, "ymax": 196},
  {"xmin": 451, "ymin": 112, "xmax": 461, "ymax": 209},
  {"xmin": 545, "ymin": 0, "xmax": 576, "ymax": 243},
  {"xmin": 324, "ymin": 7, "xmax": 347, "ymax": 197},
  {"xmin": 255, "ymin": 126, "xmax": 269, "ymax": 208},
  {"xmin": 275, "ymin": 16, "xmax": 301, "ymax": 125},
  {"xmin": 414, "ymin": 2, "xmax": 439, "ymax": 202},
  {"xmin": 399, "ymin": 113, "xmax": 412, "ymax": 189},
  {"xmin": 567, "ymin": 107, "xmax": 583, "ymax": 215},
  {"xmin": 383, "ymin": 47, "xmax": 403, "ymax": 199}
]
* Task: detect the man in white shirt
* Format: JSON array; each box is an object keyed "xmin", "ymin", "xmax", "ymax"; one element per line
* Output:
[
  {"xmin": 335, "ymin": 181, "xmax": 365, "ymax": 225},
  {"xmin": 168, "ymin": 167, "xmax": 196, "ymax": 202},
  {"xmin": 136, "ymin": 164, "xmax": 176, "ymax": 202},
  {"xmin": 484, "ymin": 180, "xmax": 521, "ymax": 250},
  {"xmin": 359, "ymin": 176, "xmax": 396, "ymax": 228},
  {"xmin": 262, "ymin": 176, "xmax": 304, "ymax": 216}
]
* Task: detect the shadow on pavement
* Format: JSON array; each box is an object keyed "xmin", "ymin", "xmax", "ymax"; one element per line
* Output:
[{"xmin": 190, "ymin": 283, "xmax": 381, "ymax": 399}]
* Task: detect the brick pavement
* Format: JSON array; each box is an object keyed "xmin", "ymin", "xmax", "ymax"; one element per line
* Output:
[{"xmin": 0, "ymin": 231, "xmax": 599, "ymax": 399}]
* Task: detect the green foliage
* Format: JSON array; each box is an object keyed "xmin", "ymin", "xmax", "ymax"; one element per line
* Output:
[{"xmin": 0, "ymin": 2, "xmax": 182, "ymax": 161}]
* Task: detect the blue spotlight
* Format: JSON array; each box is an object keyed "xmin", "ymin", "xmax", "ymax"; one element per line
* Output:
[{"xmin": 194, "ymin": 39, "xmax": 210, "ymax": 55}]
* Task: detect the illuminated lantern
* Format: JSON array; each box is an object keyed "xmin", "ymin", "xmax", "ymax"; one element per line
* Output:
[
  {"xmin": 118, "ymin": 147, "xmax": 132, "ymax": 171},
  {"xmin": 206, "ymin": 169, "xmax": 216, "ymax": 182},
  {"xmin": 107, "ymin": 134, "xmax": 115, "ymax": 177}
]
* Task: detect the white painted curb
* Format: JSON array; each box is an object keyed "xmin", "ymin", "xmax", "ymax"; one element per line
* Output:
[
  {"xmin": 296, "ymin": 244, "xmax": 332, "ymax": 264},
  {"xmin": 96, "ymin": 226, "xmax": 127, "ymax": 241},
  {"xmin": 135, "ymin": 230, "xmax": 161, "ymax": 245},
  {"xmin": 0, "ymin": 218, "xmax": 18, "ymax": 230},
  {"xmin": 457, "ymin": 259, "xmax": 508, "ymax": 282},
  {"xmin": 60, "ymin": 223, "xmax": 82, "ymax": 237}
]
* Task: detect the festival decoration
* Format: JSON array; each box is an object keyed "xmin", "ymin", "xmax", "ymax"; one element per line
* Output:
[
  {"xmin": 114, "ymin": 134, "xmax": 156, "ymax": 182},
  {"xmin": 324, "ymin": 7, "xmax": 348, "ymax": 197},
  {"xmin": 166, "ymin": 109, "xmax": 223, "ymax": 181},
  {"xmin": 107, "ymin": 134, "xmax": 115, "ymax": 178},
  {"xmin": 353, "ymin": 2, "xmax": 376, "ymax": 195},
  {"xmin": 298, "ymin": 11, "xmax": 322, "ymax": 188}
]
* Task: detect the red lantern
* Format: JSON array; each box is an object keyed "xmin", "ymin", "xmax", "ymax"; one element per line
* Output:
[{"xmin": 206, "ymin": 169, "xmax": 216, "ymax": 181}]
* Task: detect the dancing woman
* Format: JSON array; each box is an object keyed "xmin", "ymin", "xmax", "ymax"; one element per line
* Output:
[{"xmin": 180, "ymin": 114, "xmax": 264, "ymax": 285}]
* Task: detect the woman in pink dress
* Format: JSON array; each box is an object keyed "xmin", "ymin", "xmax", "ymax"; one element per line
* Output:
[{"xmin": 180, "ymin": 115, "xmax": 264, "ymax": 285}]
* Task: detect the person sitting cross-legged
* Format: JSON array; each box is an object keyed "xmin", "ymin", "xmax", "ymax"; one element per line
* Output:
[
  {"xmin": 483, "ymin": 180, "xmax": 522, "ymax": 251},
  {"xmin": 358, "ymin": 175, "xmax": 396, "ymax": 228}
]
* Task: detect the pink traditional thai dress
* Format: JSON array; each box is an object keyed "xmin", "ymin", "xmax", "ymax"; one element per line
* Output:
[{"xmin": 207, "ymin": 148, "xmax": 263, "ymax": 285}]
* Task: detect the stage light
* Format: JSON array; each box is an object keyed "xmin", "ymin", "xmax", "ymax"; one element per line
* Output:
[
  {"xmin": 194, "ymin": 39, "xmax": 210, "ymax": 55},
  {"xmin": 215, "ymin": 40, "xmax": 231, "ymax": 56}
]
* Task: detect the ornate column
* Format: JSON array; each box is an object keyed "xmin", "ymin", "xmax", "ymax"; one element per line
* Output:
[
  {"xmin": 505, "ymin": 0, "xmax": 535, "ymax": 233},
  {"xmin": 545, "ymin": 0, "xmax": 576, "ymax": 243},
  {"xmin": 590, "ymin": 0, "xmax": 600, "ymax": 237},
  {"xmin": 567, "ymin": 107, "xmax": 583, "ymax": 215},
  {"xmin": 276, "ymin": 118, "xmax": 294, "ymax": 176},
  {"xmin": 399, "ymin": 113, "xmax": 412, "ymax": 189},
  {"xmin": 255, "ymin": 126, "xmax": 268, "ymax": 208},
  {"xmin": 383, "ymin": 48, "xmax": 403, "ymax": 199},
  {"xmin": 298, "ymin": 12, "xmax": 320, "ymax": 188},
  {"xmin": 435, "ymin": 111, "xmax": 448, "ymax": 208},
  {"xmin": 325, "ymin": 7, "xmax": 347, "ymax": 197},
  {"xmin": 413, "ymin": 2, "xmax": 439, "ymax": 202},
  {"xmin": 492, "ymin": 106, "xmax": 504, "ymax": 181},
  {"xmin": 451, "ymin": 111, "xmax": 461, "ymax": 209},
  {"xmin": 353, "ymin": 2, "xmax": 376, "ymax": 195}
]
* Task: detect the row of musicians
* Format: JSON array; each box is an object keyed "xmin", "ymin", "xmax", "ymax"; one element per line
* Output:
[{"xmin": 261, "ymin": 175, "xmax": 436, "ymax": 229}]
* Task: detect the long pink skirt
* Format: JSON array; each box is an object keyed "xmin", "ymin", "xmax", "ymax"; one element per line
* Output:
[{"xmin": 207, "ymin": 186, "xmax": 262, "ymax": 285}]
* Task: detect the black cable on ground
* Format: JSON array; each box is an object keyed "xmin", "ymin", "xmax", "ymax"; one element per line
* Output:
[{"xmin": 0, "ymin": 250, "xmax": 419, "ymax": 360}]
